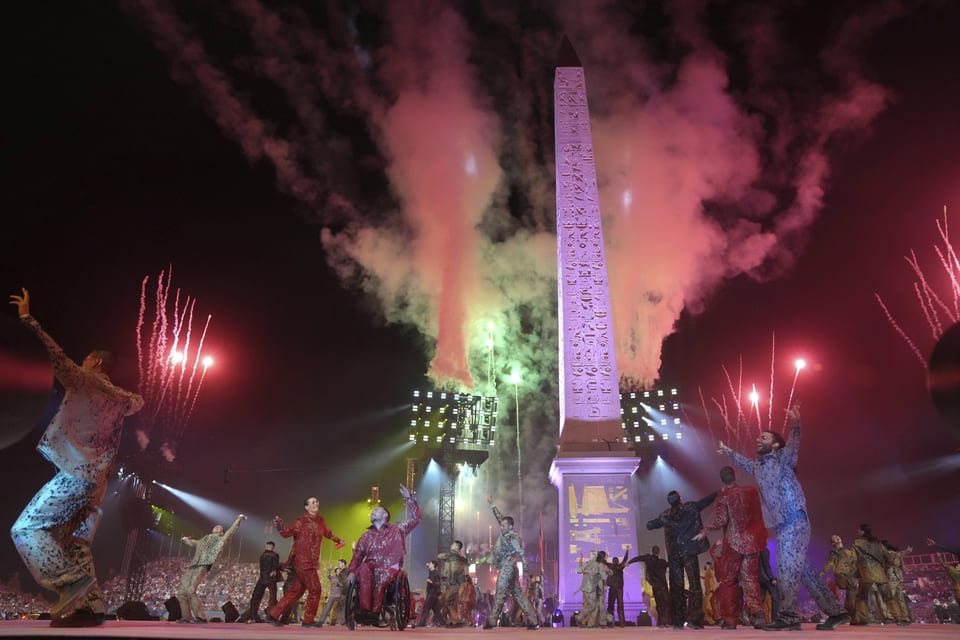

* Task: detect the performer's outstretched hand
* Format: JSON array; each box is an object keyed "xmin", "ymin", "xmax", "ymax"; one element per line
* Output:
[
  {"xmin": 9, "ymin": 288, "xmax": 30, "ymax": 316},
  {"xmin": 487, "ymin": 495, "xmax": 495, "ymax": 505},
  {"xmin": 273, "ymin": 516, "xmax": 283, "ymax": 531},
  {"xmin": 239, "ymin": 514, "xmax": 248, "ymax": 520},
  {"xmin": 786, "ymin": 404, "xmax": 801, "ymax": 422},
  {"xmin": 717, "ymin": 441, "xmax": 732, "ymax": 455},
  {"xmin": 927, "ymin": 537, "xmax": 937, "ymax": 547},
  {"xmin": 334, "ymin": 540, "xmax": 345, "ymax": 549},
  {"xmin": 399, "ymin": 484, "xmax": 412, "ymax": 499}
]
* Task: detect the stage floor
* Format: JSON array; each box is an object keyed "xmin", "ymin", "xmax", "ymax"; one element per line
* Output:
[{"xmin": 0, "ymin": 621, "xmax": 956, "ymax": 639}]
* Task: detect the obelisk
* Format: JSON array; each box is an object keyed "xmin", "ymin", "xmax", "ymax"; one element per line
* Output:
[{"xmin": 549, "ymin": 37, "xmax": 643, "ymax": 623}]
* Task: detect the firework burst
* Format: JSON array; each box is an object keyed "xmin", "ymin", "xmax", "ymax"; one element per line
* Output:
[
  {"xmin": 134, "ymin": 268, "xmax": 213, "ymax": 461},
  {"xmin": 699, "ymin": 334, "xmax": 807, "ymax": 453},
  {"xmin": 876, "ymin": 207, "xmax": 960, "ymax": 366}
]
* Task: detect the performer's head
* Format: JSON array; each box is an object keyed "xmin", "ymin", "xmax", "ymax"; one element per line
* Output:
[
  {"xmin": 830, "ymin": 534, "xmax": 843, "ymax": 548},
  {"xmin": 611, "ymin": 556, "xmax": 620, "ymax": 566},
  {"xmin": 756, "ymin": 430, "xmax": 785, "ymax": 455},
  {"xmin": 82, "ymin": 349, "xmax": 114, "ymax": 375},
  {"xmin": 338, "ymin": 559, "xmax": 347, "ymax": 569},
  {"xmin": 719, "ymin": 466, "xmax": 736, "ymax": 485},
  {"xmin": 596, "ymin": 550, "xmax": 607, "ymax": 563},
  {"xmin": 264, "ymin": 541, "xmax": 275, "ymax": 551},
  {"xmin": 651, "ymin": 545, "xmax": 661, "ymax": 557},
  {"xmin": 304, "ymin": 497, "xmax": 320, "ymax": 515},
  {"xmin": 371, "ymin": 506, "xmax": 390, "ymax": 530},
  {"xmin": 212, "ymin": 524, "xmax": 225, "ymax": 535},
  {"xmin": 859, "ymin": 524, "xmax": 874, "ymax": 540},
  {"xmin": 666, "ymin": 491, "xmax": 681, "ymax": 507},
  {"xmin": 426, "ymin": 560, "xmax": 437, "ymax": 571},
  {"xmin": 451, "ymin": 540, "xmax": 463, "ymax": 552}
]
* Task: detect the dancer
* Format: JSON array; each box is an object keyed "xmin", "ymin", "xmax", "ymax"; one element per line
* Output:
[
  {"xmin": 603, "ymin": 546, "xmax": 631, "ymax": 626},
  {"xmin": 883, "ymin": 540, "xmax": 913, "ymax": 624},
  {"xmin": 694, "ymin": 465, "xmax": 767, "ymax": 629},
  {"xmin": 935, "ymin": 553, "xmax": 960, "ymax": 607},
  {"xmin": 347, "ymin": 484, "xmax": 420, "ymax": 620},
  {"xmin": 245, "ymin": 540, "xmax": 281, "ymax": 622},
  {"xmin": 438, "ymin": 540, "xmax": 470, "ymax": 626},
  {"xmin": 525, "ymin": 573, "xmax": 545, "ymax": 626},
  {"xmin": 267, "ymin": 497, "xmax": 345, "ymax": 627},
  {"xmin": 417, "ymin": 560, "xmax": 445, "ymax": 627},
  {"xmin": 9, "ymin": 289, "xmax": 144, "ymax": 628},
  {"xmin": 852, "ymin": 524, "xmax": 904, "ymax": 625},
  {"xmin": 758, "ymin": 547, "xmax": 780, "ymax": 623},
  {"xmin": 575, "ymin": 551, "xmax": 611, "ymax": 627},
  {"xmin": 317, "ymin": 559, "xmax": 347, "ymax": 626},
  {"xmin": 719, "ymin": 405, "xmax": 849, "ymax": 631},
  {"xmin": 177, "ymin": 515, "xmax": 246, "ymax": 623},
  {"xmin": 627, "ymin": 546, "xmax": 671, "ymax": 627},
  {"xmin": 482, "ymin": 496, "xmax": 540, "ymax": 630},
  {"xmin": 646, "ymin": 489, "xmax": 716, "ymax": 629},
  {"xmin": 820, "ymin": 534, "xmax": 858, "ymax": 617}
]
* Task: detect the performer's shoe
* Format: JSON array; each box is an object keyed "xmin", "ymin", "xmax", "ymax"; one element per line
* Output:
[
  {"xmin": 751, "ymin": 613, "xmax": 768, "ymax": 629},
  {"xmin": 483, "ymin": 620, "xmax": 496, "ymax": 629},
  {"xmin": 302, "ymin": 621, "xmax": 323, "ymax": 628},
  {"xmin": 50, "ymin": 608, "xmax": 105, "ymax": 628},
  {"xmin": 265, "ymin": 613, "xmax": 284, "ymax": 626},
  {"xmin": 192, "ymin": 618, "xmax": 208, "ymax": 623},
  {"xmin": 763, "ymin": 619, "xmax": 802, "ymax": 631},
  {"xmin": 672, "ymin": 624, "xmax": 685, "ymax": 630},
  {"xmin": 814, "ymin": 613, "xmax": 850, "ymax": 631},
  {"xmin": 50, "ymin": 574, "xmax": 96, "ymax": 617},
  {"xmin": 689, "ymin": 623, "xmax": 705, "ymax": 629},
  {"xmin": 720, "ymin": 623, "xmax": 737, "ymax": 630},
  {"xmin": 526, "ymin": 623, "xmax": 540, "ymax": 630}
]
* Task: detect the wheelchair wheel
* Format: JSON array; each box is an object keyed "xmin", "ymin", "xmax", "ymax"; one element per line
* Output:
[
  {"xmin": 344, "ymin": 578, "xmax": 360, "ymax": 630},
  {"xmin": 390, "ymin": 571, "xmax": 411, "ymax": 631}
]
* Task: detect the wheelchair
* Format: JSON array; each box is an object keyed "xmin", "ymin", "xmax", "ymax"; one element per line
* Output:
[{"xmin": 343, "ymin": 568, "xmax": 411, "ymax": 630}]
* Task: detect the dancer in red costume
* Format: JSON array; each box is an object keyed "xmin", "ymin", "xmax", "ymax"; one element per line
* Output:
[
  {"xmin": 267, "ymin": 497, "xmax": 345, "ymax": 627},
  {"xmin": 347, "ymin": 484, "xmax": 421, "ymax": 615},
  {"xmin": 694, "ymin": 466, "xmax": 767, "ymax": 629}
]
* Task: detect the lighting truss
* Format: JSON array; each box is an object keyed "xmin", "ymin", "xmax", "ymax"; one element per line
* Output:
[
  {"xmin": 407, "ymin": 390, "xmax": 498, "ymax": 449},
  {"xmin": 619, "ymin": 386, "xmax": 683, "ymax": 445}
]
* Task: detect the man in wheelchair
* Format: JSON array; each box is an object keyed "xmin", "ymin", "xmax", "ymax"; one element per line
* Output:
[{"xmin": 346, "ymin": 484, "xmax": 421, "ymax": 627}]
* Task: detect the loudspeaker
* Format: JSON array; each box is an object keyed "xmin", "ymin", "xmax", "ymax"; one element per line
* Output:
[
  {"xmin": 222, "ymin": 601, "xmax": 240, "ymax": 623},
  {"xmin": 117, "ymin": 600, "xmax": 154, "ymax": 621},
  {"xmin": 637, "ymin": 611, "xmax": 652, "ymax": 626},
  {"xmin": 164, "ymin": 596, "xmax": 182, "ymax": 622}
]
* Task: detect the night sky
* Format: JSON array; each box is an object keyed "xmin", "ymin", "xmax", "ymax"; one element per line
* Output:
[{"xmin": 1, "ymin": 0, "xmax": 959, "ymax": 595}]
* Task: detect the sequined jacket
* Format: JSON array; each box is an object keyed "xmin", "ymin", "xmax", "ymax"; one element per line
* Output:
[
  {"xmin": 726, "ymin": 414, "xmax": 805, "ymax": 530},
  {"xmin": 258, "ymin": 549, "xmax": 282, "ymax": 582},
  {"xmin": 278, "ymin": 513, "xmax": 344, "ymax": 571},
  {"xmin": 490, "ymin": 504, "xmax": 525, "ymax": 568},
  {"xmin": 703, "ymin": 483, "xmax": 767, "ymax": 554},
  {"xmin": 438, "ymin": 550, "xmax": 469, "ymax": 585},
  {"xmin": 185, "ymin": 516, "xmax": 243, "ymax": 568},
  {"xmin": 822, "ymin": 546, "xmax": 857, "ymax": 580},
  {"xmin": 853, "ymin": 536, "xmax": 889, "ymax": 583},
  {"xmin": 22, "ymin": 315, "xmax": 144, "ymax": 484},
  {"xmin": 627, "ymin": 554, "xmax": 668, "ymax": 587},
  {"xmin": 646, "ymin": 492, "xmax": 717, "ymax": 558},
  {"xmin": 348, "ymin": 496, "xmax": 421, "ymax": 574},
  {"xmin": 575, "ymin": 558, "xmax": 611, "ymax": 595}
]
